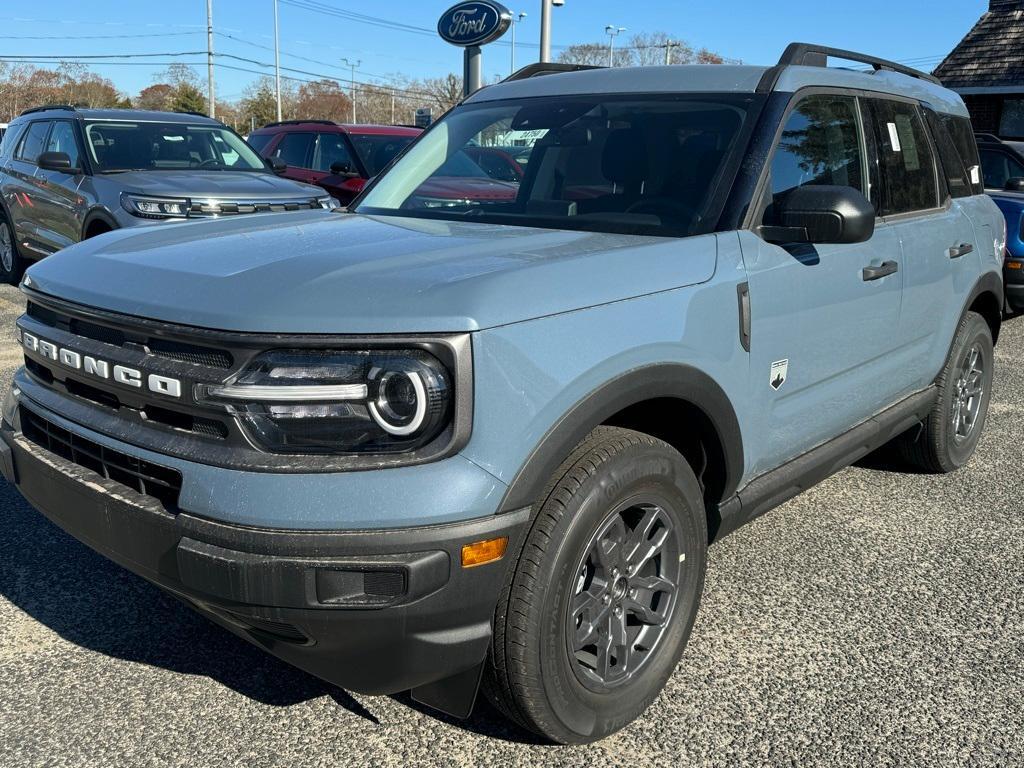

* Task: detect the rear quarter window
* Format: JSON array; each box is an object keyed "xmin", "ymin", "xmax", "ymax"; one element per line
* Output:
[
  {"xmin": 925, "ymin": 111, "xmax": 972, "ymax": 199},
  {"xmin": 940, "ymin": 114, "xmax": 983, "ymax": 195}
]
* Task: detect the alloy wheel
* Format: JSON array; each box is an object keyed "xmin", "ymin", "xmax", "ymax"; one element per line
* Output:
[
  {"xmin": 567, "ymin": 500, "xmax": 682, "ymax": 689},
  {"xmin": 951, "ymin": 341, "xmax": 984, "ymax": 442}
]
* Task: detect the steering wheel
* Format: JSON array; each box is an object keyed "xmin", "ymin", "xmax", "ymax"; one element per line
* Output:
[{"xmin": 624, "ymin": 197, "xmax": 696, "ymax": 224}]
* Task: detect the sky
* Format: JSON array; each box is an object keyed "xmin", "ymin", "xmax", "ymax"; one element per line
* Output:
[{"xmin": 0, "ymin": 1, "xmax": 990, "ymax": 103}]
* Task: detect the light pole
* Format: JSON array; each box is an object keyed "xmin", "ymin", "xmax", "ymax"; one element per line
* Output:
[
  {"xmin": 510, "ymin": 12, "xmax": 527, "ymax": 75},
  {"xmin": 342, "ymin": 58, "xmax": 361, "ymax": 124},
  {"xmin": 605, "ymin": 25, "xmax": 625, "ymax": 68},
  {"xmin": 273, "ymin": 0, "xmax": 282, "ymax": 121}
]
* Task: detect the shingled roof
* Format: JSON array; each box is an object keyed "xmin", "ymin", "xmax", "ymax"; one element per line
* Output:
[{"xmin": 934, "ymin": 0, "xmax": 1024, "ymax": 90}]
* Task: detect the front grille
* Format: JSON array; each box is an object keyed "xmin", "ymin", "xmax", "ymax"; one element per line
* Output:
[
  {"xmin": 26, "ymin": 301, "xmax": 234, "ymax": 370},
  {"xmin": 21, "ymin": 406, "xmax": 182, "ymax": 508},
  {"xmin": 188, "ymin": 198, "xmax": 324, "ymax": 217}
]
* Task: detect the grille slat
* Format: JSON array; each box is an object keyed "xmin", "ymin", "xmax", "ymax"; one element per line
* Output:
[{"xmin": 21, "ymin": 407, "xmax": 182, "ymax": 508}]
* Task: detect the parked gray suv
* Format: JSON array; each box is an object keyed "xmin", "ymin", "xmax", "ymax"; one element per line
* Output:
[
  {"xmin": 0, "ymin": 45, "xmax": 1006, "ymax": 744},
  {"xmin": 0, "ymin": 106, "xmax": 339, "ymax": 283}
]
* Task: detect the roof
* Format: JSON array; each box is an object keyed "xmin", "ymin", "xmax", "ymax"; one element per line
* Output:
[
  {"xmin": 14, "ymin": 107, "xmax": 219, "ymax": 124},
  {"xmin": 934, "ymin": 1, "xmax": 1024, "ymax": 91},
  {"xmin": 252, "ymin": 121, "xmax": 421, "ymax": 136},
  {"xmin": 467, "ymin": 62, "xmax": 969, "ymax": 117}
]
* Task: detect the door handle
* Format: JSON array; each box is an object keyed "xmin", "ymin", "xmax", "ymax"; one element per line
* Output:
[
  {"xmin": 862, "ymin": 261, "xmax": 899, "ymax": 281},
  {"xmin": 949, "ymin": 243, "xmax": 974, "ymax": 259}
]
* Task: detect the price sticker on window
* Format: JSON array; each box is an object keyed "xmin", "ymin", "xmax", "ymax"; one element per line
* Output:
[{"xmin": 886, "ymin": 122, "xmax": 902, "ymax": 152}]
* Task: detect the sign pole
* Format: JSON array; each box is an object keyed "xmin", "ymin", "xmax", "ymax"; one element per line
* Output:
[{"xmin": 465, "ymin": 46, "xmax": 483, "ymax": 96}]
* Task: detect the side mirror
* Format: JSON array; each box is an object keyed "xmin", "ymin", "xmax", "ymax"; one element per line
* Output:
[
  {"xmin": 762, "ymin": 185, "xmax": 876, "ymax": 245},
  {"xmin": 267, "ymin": 157, "xmax": 287, "ymax": 174},
  {"xmin": 38, "ymin": 151, "xmax": 80, "ymax": 174},
  {"xmin": 330, "ymin": 160, "xmax": 356, "ymax": 176},
  {"xmin": 1004, "ymin": 177, "xmax": 1024, "ymax": 192}
]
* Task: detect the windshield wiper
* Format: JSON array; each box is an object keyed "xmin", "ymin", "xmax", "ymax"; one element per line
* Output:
[{"xmin": 99, "ymin": 168, "xmax": 151, "ymax": 174}]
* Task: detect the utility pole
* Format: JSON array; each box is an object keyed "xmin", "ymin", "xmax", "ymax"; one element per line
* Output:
[
  {"xmin": 206, "ymin": 0, "xmax": 215, "ymax": 118},
  {"xmin": 510, "ymin": 12, "xmax": 527, "ymax": 75},
  {"xmin": 539, "ymin": 0, "xmax": 552, "ymax": 63},
  {"xmin": 342, "ymin": 58, "xmax": 361, "ymax": 123},
  {"xmin": 664, "ymin": 40, "xmax": 680, "ymax": 66},
  {"xmin": 273, "ymin": 0, "xmax": 282, "ymax": 121},
  {"xmin": 605, "ymin": 25, "xmax": 625, "ymax": 68},
  {"xmin": 391, "ymin": 89, "xmax": 396, "ymax": 125}
]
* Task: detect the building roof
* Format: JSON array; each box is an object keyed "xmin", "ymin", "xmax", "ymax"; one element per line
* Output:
[{"xmin": 934, "ymin": 1, "xmax": 1024, "ymax": 91}]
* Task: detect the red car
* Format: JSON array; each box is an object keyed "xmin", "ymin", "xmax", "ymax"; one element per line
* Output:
[{"xmin": 248, "ymin": 122, "xmax": 421, "ymax": 204}]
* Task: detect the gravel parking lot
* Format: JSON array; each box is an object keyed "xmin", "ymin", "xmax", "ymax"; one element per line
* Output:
[{"xmin": 0, "ymin": 282, "xmax": 1020, "ymax": 767}]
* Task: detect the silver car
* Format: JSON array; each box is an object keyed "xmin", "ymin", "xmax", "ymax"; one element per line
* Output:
[{"xmin": 0, "ymin": 106, "xmax": 339, "ymax": 283}]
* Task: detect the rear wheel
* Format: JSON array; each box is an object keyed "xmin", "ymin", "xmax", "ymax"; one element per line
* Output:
[
  {"xmin": 899, "ymin": 311, "xmax": 993, "ymax": 472},
  {"xmin": 483, "ymin": 427, "xmax": 707, "ymax": 744},
  {"xmin": 0, "ymin": 212, "xmax": 28, "ymax": 285}
]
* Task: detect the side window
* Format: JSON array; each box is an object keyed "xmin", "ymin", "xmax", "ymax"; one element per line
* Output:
[
  {"xmin": 924, "ymin": 111, "xmax": 971, "ymax": 199},
  {"xmin": 769, "ymin": 94, "xmax": 864, "ymax": 204},
  {"xmin": 272, "ymin": 132, "xmax": 314, "ymax": 168},
  {"xmin": 246, "ymin": 133, "xmax": 273, "ymax": 154},
  {"xmin": 16, "ymin": 121, "xmax": 51, "ymax": 164},
  {"xmin": 867, "ymin": 100, "xmax": 939, "ymax": 216},
  {"xmin": 0, "ymin": 124, "xmax": 24, "ymax": 159},
  {"xmin": 940, "ymin": 115, "xmax": 983, "ymax": 195},
  {"xmin": 312, "ymin": 133, "xmax": 354, "ymax": 173},
  {"xmin": 980, "ymin": 149, "xmax": 1024, "ymax": 191},
  {"xmin": 44, "ymin": 121, "xmax": 81, "ymax": 170}
]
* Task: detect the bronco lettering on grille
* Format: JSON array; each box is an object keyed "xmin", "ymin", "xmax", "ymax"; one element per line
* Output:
[{"xmin": 21, "ymin": 331, "xmax": 182, "ymax": 399}]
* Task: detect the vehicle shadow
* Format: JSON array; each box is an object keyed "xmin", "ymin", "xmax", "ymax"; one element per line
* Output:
[
  {"xmin": 0, "ymin": 480, "xmax": 544, "ymax": 741},
  {"xmin": 0, "ymin": 481, "xmax": 374, "ymax": 719}
]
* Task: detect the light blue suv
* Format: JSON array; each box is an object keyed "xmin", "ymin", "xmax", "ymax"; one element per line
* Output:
[{"xmin": 0, "ymin": 44, "xmax": 1005, "ymax": 744}]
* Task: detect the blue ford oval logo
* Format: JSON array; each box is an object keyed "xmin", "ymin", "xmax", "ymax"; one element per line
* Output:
[{"xmin": 438, "ymin": 1, "xmax": 512, "ymax": 47}]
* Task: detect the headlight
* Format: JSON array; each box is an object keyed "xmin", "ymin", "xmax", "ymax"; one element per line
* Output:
[
  {"xmin": 317, "ymin": 195, "xmax": 342, "ymax": 211},
  {"xmin": 121, "ymin": 194, "xmax": 190, "ymax": 219},
  {"xmin": 196, "ymin": 349, "xmax": 452, "ymax": 454}
]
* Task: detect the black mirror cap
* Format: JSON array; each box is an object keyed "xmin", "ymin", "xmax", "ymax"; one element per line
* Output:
[
  {"xmin": 268, "ymin": 157, "xmax": 287, "ymax": 174},
  {"xmin": 37, "ymin": 151, "xmax": 79, "ymax": 174},
  {"xmin": 765, "ymin": 185, "xmax": 876, "ymax": 245},
  {"xmin": 329, "ymin": 160, "xmax": 355, "ymax": 176},
  {"xmin": 1004, "ymin": 177, "xmax": 1024, "ymax": 192}
]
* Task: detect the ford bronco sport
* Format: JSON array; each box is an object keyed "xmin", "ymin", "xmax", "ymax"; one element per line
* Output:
[{"xmin": 0, "ymin": 44, "xmax": 1005, "ymax": 744}]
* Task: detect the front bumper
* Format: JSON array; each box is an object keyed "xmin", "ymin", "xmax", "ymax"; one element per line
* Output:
[{"xmin": 0, "ymin": 399, "xmax": 530, "ymax": 705}]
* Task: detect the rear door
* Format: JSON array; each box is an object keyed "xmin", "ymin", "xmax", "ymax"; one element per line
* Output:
[
  {"xmin": 268, "ymin": 131, "xmax": 317, "ymax": 185},
  {"xmin": 740, "ymin": 92, "xmax": 905, "ymax": 476},
  {"xmin": 863, "ymin": 98, "xmax": 977, "ymax": 389},
  {"xmin": 5, "ymin": 120, "xmax": 52, "ymax": 256}
]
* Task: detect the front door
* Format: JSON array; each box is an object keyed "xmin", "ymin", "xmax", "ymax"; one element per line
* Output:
[
  {"xmin": 30, "ymin": 120, "xmax": 88, "ymax": 251},
  {"xmin": 739, "ymin": 93, "xmax": 905, "ymax": 478}
]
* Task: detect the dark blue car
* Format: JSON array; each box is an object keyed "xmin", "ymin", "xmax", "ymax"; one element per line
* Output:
[{"xmin": 977, "ymin": 133, "xmax": 1024, "ymax": 312}]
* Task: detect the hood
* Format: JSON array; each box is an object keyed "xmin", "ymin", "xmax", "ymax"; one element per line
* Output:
[
  {"xmin": 25, "ymin": 212, "xmax": 718, "ymax": 334},
  {"xmin": 111, "ymin": 169, "xmax": 325, "ymax": 200}
]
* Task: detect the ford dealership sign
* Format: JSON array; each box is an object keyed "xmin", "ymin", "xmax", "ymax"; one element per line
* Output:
[{"xmin": 438, "ymin": 1, "xmax": 512, "ymax": 47}]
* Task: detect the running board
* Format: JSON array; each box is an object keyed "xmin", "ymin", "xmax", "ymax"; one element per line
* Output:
[{"xmin": 711, "ymin": 386, "xmax": 938, "ymax": 542}]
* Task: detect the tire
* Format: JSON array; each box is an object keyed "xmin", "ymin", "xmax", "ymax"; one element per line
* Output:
[
  {"xmin": 483, "ymin": 426, "xmax": 707, "ymax": 744},
  {"xmin": 0, "ymin": 211, "xmax": 28, "ymax": 285},
  {"xmin": 899, "ymin": 311, "xmax": 994, "ymax": 473}
]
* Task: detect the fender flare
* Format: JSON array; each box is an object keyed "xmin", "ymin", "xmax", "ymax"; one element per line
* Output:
[
  {"xmin": 497, "ymin": 363, "xmax": 744, "ymax": 512},
  {"xmin": 949, "ymin": 270, "xmax": 1003, "ymax": 354},
  {"xmin": 81, "ymin": 208, "xmax": 118, "ymax": 240}
]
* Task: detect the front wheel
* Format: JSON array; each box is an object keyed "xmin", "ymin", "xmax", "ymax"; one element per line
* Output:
[
  {"xmin": 483, "ymin": 427, "xmax": 707, "ymax": 744},
  {"xmin": 899, "ymin": 311, "xmax": 994, "ymax": 472}
]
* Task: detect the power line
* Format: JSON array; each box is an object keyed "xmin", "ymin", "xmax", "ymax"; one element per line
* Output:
[{"xmin": 0, "ymin": 31, "xmax": 202, "ymax": 41}]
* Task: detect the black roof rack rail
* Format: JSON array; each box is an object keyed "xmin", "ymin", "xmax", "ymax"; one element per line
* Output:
[
  {"xmin": 973, "ymin": 132, "xmax": 1000, "ymax": 142},
  {"xmin": 19, "ymin": 104, "xmax": 77, "ymax": 116},
  {"xmin": 503, "ymin": 63, "xmax": 603, "ymax": 82},
  {"xmin": 778, "ymin": 43, "xmax": 942, "ymax": 85},
  {"xmin": 262, "ymin": 119, "xmax": 337, "ymax": 128}
]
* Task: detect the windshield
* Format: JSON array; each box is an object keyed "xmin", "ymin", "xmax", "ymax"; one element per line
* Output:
[
  {"xmin": 356, "ymin": 94, "xmax": 756, "ymax": 237},
  {"xmin": 348, "ymin": 133, "xmax": 417, "ymax": 176},
  {"xmin": 84, "ymin": 120, "xmax": 267, "ymax": 172}
]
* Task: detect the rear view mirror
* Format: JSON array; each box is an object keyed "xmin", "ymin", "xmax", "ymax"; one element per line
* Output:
[
  {"xmin": 1004, "ymin": 177, "xmax": 1024, "ymax": 192},
  {"xmin": 762, "ymin": 185, "xmax": 875, "ymax": 245},
  {"xmin": 38, "ymin": 151, "xmax": 80, "ymax": 174}
]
